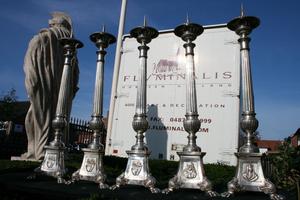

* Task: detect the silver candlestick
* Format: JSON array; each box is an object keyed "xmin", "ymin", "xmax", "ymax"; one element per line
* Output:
[
  {"xmin": 163, "ymin": 17, "xmax": 217, "ymax": 197},
  {"xmin": 222, "ymin": 7, "xmax": 283, "ymax": 200},
  {"xmin": 71, "ymin": 26, "xmax": 116, "ymax": 188},
  {"xmin": 111, "ymin": 17, "xmax": 159, "ymax": 193},
  {"xmin": 38, "ymin": 37, "xmax": 83, "ymax": 183}
]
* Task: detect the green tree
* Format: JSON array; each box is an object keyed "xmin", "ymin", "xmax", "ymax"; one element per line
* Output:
[
  {"xmin": 272, "ymin": 141, "xmax": 300, "ymax": 199},
  {"xmin": 0, "ymin": 88, "xmax": 18, "ymax": 121}
]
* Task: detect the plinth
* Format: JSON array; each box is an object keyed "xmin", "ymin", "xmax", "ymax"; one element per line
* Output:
[
  {"xmin": 171, "ymin": 152, "xmax": 207, "ymax": 188},
  {"xmin": 225, "ymin": 152, "xmax": 281, "ymax": 199},
  {"xmin": 120, "ymin": 151, "xmax": 156, "ymax": 188},
  {"xmin": 72, "ymin": 148, "xmax": 107, "ymax": 188},
  {"xmin": 40, "ymin": 146, "xmax": 66, "ymax": 181}
]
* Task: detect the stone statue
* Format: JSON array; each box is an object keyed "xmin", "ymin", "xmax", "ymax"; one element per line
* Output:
[{"xmin": 23, "ymin": 12, "xmax": 79, "ymax": 160}]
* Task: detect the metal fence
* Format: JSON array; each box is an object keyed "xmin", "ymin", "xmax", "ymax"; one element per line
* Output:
[
  {"xmin": 261, "ymin": 152, "xmax": 278, "ymax": 180},
  {"xmin": 69, "ymin": 117, "xmax": 93, "ymax": 145}
]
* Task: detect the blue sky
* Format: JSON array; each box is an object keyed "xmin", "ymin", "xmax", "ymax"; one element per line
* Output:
[{"xmin": 0, "ymin": 0, "xmax": 299, "ymax": 140}]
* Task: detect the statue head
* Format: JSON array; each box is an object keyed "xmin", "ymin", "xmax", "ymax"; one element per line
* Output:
[{"xmin": 49, "ymin": 12, "xmax": 72, "ymax": 33}]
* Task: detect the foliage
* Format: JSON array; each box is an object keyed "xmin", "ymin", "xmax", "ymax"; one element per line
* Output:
[
  {"xmin": 149, "ymin": 159, "xmax": 178, "ymax": 187},
  {"xmin": 271, "ymin": 141, "xmax": 300, "ymax": 191},
  {"xmin": 204, "ymin": 163, "xmax": 235, "ymax": 191},
  {"xmin": 0, "ymin": 160, "xmax": 39, "ymax": 174},
  {"xmin": 0, "ymin": 88, "xmax": 18, "ymax": 121},
  {"xmin": 103, "ymin": 156, "xmax": 128, "ymax": 181},
  {"xmin": 0, "ymin": 88, "xmax": 18, "ymax": 103}
]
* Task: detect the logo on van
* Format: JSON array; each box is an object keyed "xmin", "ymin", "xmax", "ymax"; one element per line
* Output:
[{"xmin": 152, "ymin": 59, "xmax": 181, "ymax": 74}]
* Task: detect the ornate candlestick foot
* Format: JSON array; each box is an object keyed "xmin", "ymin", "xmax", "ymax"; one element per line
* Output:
[
  {"xmin": 39, "ymin": 145, "xmax": 67, "ymax": 183},
  {"xmin": 111, "ymin": 151, "xmax": 160, "ymax": 193},
  {"xmin": 222, "ymin": 153, "xmax": 284, "ymax": 200},
  {"xmin": 39, "ymin": 116, "xmax": 68, "ymax": 183},
  {"xmin": 71, "ymin": 148, "xmax": 108, "ymax": 188},
  {"xmin": 163, "ymin": 152, "xmax": 218, "ymax": 197},
  {"xmin": 221, "ymin": 177, "xmax": 240, "ymax": 197}
]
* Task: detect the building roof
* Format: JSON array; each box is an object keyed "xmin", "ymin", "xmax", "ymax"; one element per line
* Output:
[
  {"xmin": 256, "ymin": 140, "xmax": 282, "ymax": 151},
  {"xmin": 291, "ymin": 128, "xmax": 300, "ymax": 137}
]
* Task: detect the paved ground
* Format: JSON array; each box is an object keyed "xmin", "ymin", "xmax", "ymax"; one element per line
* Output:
[{"xmin": 0, "ymin": 172, "xmax": 293, "ymax": 200}]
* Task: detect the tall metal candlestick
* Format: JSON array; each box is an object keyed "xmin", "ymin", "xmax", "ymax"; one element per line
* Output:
[
  {"xmin": 222, "ymin": 7, "xmax": 283, "ymax": 200},
  {"xmin": 111, "ymin": 17, "xmax": 159, "ymax": 193},
  {"xmin": 38, "ymin": 37, "xmax": 83, "ymax": 183},
  {"xmin": 71, "ymin": 26, "xmax": 116, "ymax": 188},
  {"xmin": 163, "ymin": 18, "xmax": 217, "ymax": 197}
]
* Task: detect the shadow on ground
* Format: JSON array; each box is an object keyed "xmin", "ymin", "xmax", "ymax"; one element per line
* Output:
[{"xmin": 0, "ymin": 171, "xmax": 293, "ymax": 200}]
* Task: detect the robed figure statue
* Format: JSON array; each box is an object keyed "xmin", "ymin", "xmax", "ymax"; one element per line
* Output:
[{"xmin": 23, "ymin": 12, "xmax": 79, "ymax": 160}]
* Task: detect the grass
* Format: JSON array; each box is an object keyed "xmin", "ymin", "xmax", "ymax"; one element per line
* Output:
[{"xmin": 0, "ymin": 159, "xmax": 39, "ymax": 174}]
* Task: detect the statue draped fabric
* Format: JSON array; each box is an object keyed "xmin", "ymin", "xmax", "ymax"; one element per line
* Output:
[{"xmin": 23, "ymin": 12, "xmax": 79, "ymax": 160}]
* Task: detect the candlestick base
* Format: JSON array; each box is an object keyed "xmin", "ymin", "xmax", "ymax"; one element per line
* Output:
[
  {"xmin": 222, "ymin": 152, "xmax": 284, "ymax": 200},
  {"xmin": 37, "ymin": 145, "xmax": 66, "ymax": 183},
  {"xmin": 71, "ymin": 148, "xmax": 108, "ymax": 189},
  {"xmin": 111, "ymin": 150, "xmax": 159, "ymax": 193},
  {"xmin": 163, "ymin": 151, "xmax": 217, "ymax": 196}
]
